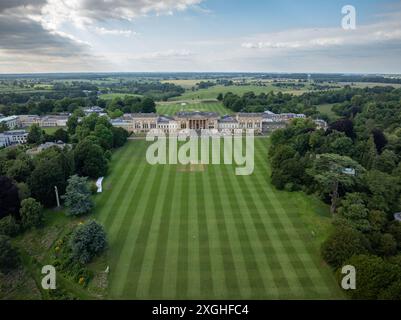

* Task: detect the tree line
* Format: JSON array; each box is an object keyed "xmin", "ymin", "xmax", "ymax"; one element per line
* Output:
[{"xmin": 268, "ymin": 87, "xmax": 401, "ymax": 299}]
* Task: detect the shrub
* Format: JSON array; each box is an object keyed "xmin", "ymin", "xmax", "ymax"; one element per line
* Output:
[
  {"xmin": 70, "ymin": 221, "xmax": 107, "ymax": 264},
  {"xmin": 0, "ymin": 216, "xmax": 20, "ymax": 237},
  {"xmin": 62, "ymin": 175, "xmax": 94, "ymax": 216},
  {"xmin": 342, "ymin": 255, "xmax": 401, "ymax": 300},
  {"xmin": 322, "ymin": 227, "xmax": 369, "ymax": 268},
  {"xmin": 20, "ymin": 198, "xmax": 44, "ymax": 229},
  {"xmin": 0, "ymin": 235, "xmax": 19, "ymax": 273}
]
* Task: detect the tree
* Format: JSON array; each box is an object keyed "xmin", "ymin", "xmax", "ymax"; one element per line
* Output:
[
  {"xmin": 20, "ymin": 198, "xmax": 43, "ymax": 229},
  {"xmin": 322, "ymin": 227, "xmax": 369, "ymax": 269},
  {"xmin": 307, "ymin": 154, "xmax": 365, "ymax": 214},
  {"xmin": 53, "ymin": 128, "xmax": 69, "ymax": 143},
  {"xmin": 328, "ymin": 119, "xmax": 355, "ymax": 139},
  {"xmin": 67, "ymin": 114, "xmax": 79, "ymax": 135},
  {"xmin": 372, "ymin": 128, "xmax": 388, "ymax": 154},
  {"xmin": 74, "ymin": 139, "xmax": 108, "ymax": 178},
  {"xmin": 374, "ymin": 149, "xmax": 397, "ymax": 173},
  {"xmin": 338, "ymin": 193, "xmax": 371, "ymax": 232},
  {"xmin": 6, "ymin": 159, "xmax": 32, "ymax": 182},
  {"xmin": 0, "ymin": 216, "xmax": 20, "ymax": 237},
  {"xmin": 388, "ymin": 222, "xmax": 401, "ymax": 250},
  {"xmin": 217, "ymin": 93, "xmax": 224, "ymax": 101},
  {"xmin": 0, "ymin": 235, "xmax": 19, "ymax": 273},
  {"xmin": 69, "ymin": 220, "xmax": 107, "ymax": 264},
  {"xmin": 379, "ymin": 280, "xmax": 401, "ymax": 300},
  {"xmin": 0, "ymin": 176, "xmax": 21, "ymax": 220},
  {"xmin": 62, "ymin": 175, "xmax": 93, "ymax": 216},
  {"xmin": 112, "ymin": 127, "xmax": 128, "ymax": 148},
  {"xmin": 93, "ymin": 124, "xmax": 113, "ymax": 150},
  {"xmin": 343, "ymin": 255, "xmax": 401, "ymax": 300},
  {"xmin": 141, "ymin": 97, "xmax": 156, "ymax": 113},
  {"xmin": 27, "ymin": 124, "xmax": 43, "ymax": 145},
  {"xmin": 29, "ymin": 156, "xmax": 66, "ymax": 207}
]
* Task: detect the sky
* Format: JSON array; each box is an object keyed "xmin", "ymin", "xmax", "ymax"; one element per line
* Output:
[{"xmin": 0, "ymin": 0, "xmax": 401, "ymax": 74}]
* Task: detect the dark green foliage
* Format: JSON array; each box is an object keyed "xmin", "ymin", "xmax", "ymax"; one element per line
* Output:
[
  {"xmin": 0, "ymin": 235, "xmax": 19, "ymax": 273},
  {"xmin": 20, "ymin": 198, "xmax": 44, "ymax": 229},
  {"xmin": 69, "ymin": 220, "xmax": 107, "ymax": 264},
  {"xmin": 343, "ymin": 255, "xmax": 401, "ymax": 300},
  {"xmin": 112, "ymin": 127, "xmax": 129, "ymax": 148},
  {"xmin": 0, "ymin": 176, "xmax": 21, "ymax": 220},
  {"xmin": 74, "ymin": 139, "xmax": 108, "ymax": 178},
  {"xmin": 27, "ymin": 124, "xmax": 44, "ymax": 145},
  {"xmin": 0, "ymin": 216, "xmax": 20, "ymax": 237},
  {"xmin": 321, "ymin": 227, "xmax": 369, "ymax": 269},
  {"xmin": 29, "ymin": 151, "xmax": 68, "ymax": 207},
  {"xmin": 62, "ymin": 175, "xmax": 93, "ymax": 216}
]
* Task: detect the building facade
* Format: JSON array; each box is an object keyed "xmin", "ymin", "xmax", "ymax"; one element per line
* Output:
[
  {"xmin": 0, "ymin": 116, "xmax": 21, "ymax": 129},
  {"xmin": 0, "ymin": 130, "xmax": 28, "ymax": 147}
]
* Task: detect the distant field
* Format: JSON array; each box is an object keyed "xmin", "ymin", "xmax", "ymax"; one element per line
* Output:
[
  {"xmin": 95, "ymin": 138, "xmax": 344, "ymax": 299},
  {"xmin": 347, "ymin": 82, "xmax": 401, "ymax": 89},
  {"xmin": 170, "ymin": 85, "xmax": 309, "ymax": 101},
  {"xmin": 161, "ymin": 79, "xmax": 213, "ymax": 89},
  {"xmin": 156, "ymin": 102, "xmax": 232, "ymax": 116},
  {"xmin": 316, "ymin": 104, "xmax": 339, "ymax": 120},
  {"xmin": 99, "ymin": 93, "xmax": 143, "ymax": 100}
]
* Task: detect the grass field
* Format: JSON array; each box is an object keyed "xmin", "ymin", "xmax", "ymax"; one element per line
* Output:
[
  {"xmin": 99, "ymin": 93, "xmax": 143, "ymax": 100},
  {"xmin": 316, "ymin": 104, "xmax": 340, "ymax": 120},
  {"xmin": 94, "ymin": 138, "xmax": 344, "ymax": 299},
  {"xmin": 169, "ymin": 85, "xmax": 311, "ymax": 101},
  {"xmin": 157, "ymin": 102, "xmax": 232, "ymax": 116}
]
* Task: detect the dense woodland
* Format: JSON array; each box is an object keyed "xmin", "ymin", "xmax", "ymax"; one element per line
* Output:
[
  {"xmin": 268, "ymin": 86, "xmax": 401, "ymax": 299},
  {"xmin": 0, "ymin": 113, "xmax": 129, "ymax": 298}
]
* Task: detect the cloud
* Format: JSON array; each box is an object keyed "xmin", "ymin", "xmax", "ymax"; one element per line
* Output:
[
  {"xmin": 38, "ymin": 0, "xmax": 203, "ymax": 30},
  {"xmin": 0, "ymin": 0, "xmax": 203, "ymax": 72},
  {"xmin": 0, "ymin": 0, "xmax": 46, "ymax": 12},
  {"xmin": 130, "ymin": 49, "xmax": 193, "ymax": 60},
  {"xmin": 0, "ymin": 10, "xmax": 88, "ymax": 56},
  {"xmin": 241, "ymin": 17, "xmax": 401, "ymax": 52}
]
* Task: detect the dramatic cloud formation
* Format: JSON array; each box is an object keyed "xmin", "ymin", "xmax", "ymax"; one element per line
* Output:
[
  {"xmin": 0, "ymin": 0, "xmax": 202, "ymax": 72},
  {"xmin": 0, "ymin": 0, "xmax": 400, "ymax": 73}
]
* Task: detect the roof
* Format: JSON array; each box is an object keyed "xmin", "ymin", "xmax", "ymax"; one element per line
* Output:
[
  {"xmin": 237, "ymin": 113, "xmax": 263, "ymax": 118},
  {"xmin": 0, "ymin": 116, "xmax": 19, "ymax": 122},
  {"xmin": 175, "ymin": 111, "xmax": 219, "ymax": 119},
  {"xmin": 158, "ymin": 116, "xmax": 175, "ymax": 123},
  {"xmin": 131, "ymin": 113, "xmax": 158, "ymax": 119},
  {"xmin": 4, "ymin": 130, "xmax": 28, "ymax": 135},
  {"xmin": 219, "ymin": 115, "xmax": 238, "ymax": 123}
]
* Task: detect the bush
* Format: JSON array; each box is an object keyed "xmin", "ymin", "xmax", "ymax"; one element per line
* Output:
[
  {"xmin": 343, "ymin": 255, "xmax": 401, "ymax": 300},
  {"xmin": 70, "ymin": 221, "xmax": 107, "ymax": 264},
  {"xmin": 20, "ymin": 198, "xmax": 44, "ymax": 229},
  {"xmin": 0, "ymin": 216, "xmax": 20, "ymax": 237},
  {"xmin": 322, "ymin": 227, "xmax": 369, "ymax": 268},
  {"xmin": 378, "ymin": 280, "xmax": 401, "ymax": 300},
  {"xmin": 0, "ymin": 235, "xmax": 19, "ymax": 273},
  {"xmin": 62, "ymin": 175, "xmax": 94, "ymax": 217}
]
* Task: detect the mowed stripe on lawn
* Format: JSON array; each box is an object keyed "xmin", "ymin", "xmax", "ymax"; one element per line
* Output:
[{"xmin": 95, "ymin": 138, "xmax": 343, "ymax": 299}]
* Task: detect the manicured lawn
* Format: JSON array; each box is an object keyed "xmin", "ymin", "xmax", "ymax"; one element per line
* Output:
[
  {"xmin": 95, "ymin": 138, "xmax": 344, "ymax": 299},
  {"xmin": 156, "ymin": 102, "xmax": 232, "ymax": 116}
]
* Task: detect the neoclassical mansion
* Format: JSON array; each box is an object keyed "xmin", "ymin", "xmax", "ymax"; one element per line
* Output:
[{"xmin": 111, "ymin": 111, "xmax": 327, "ymax": 135}]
